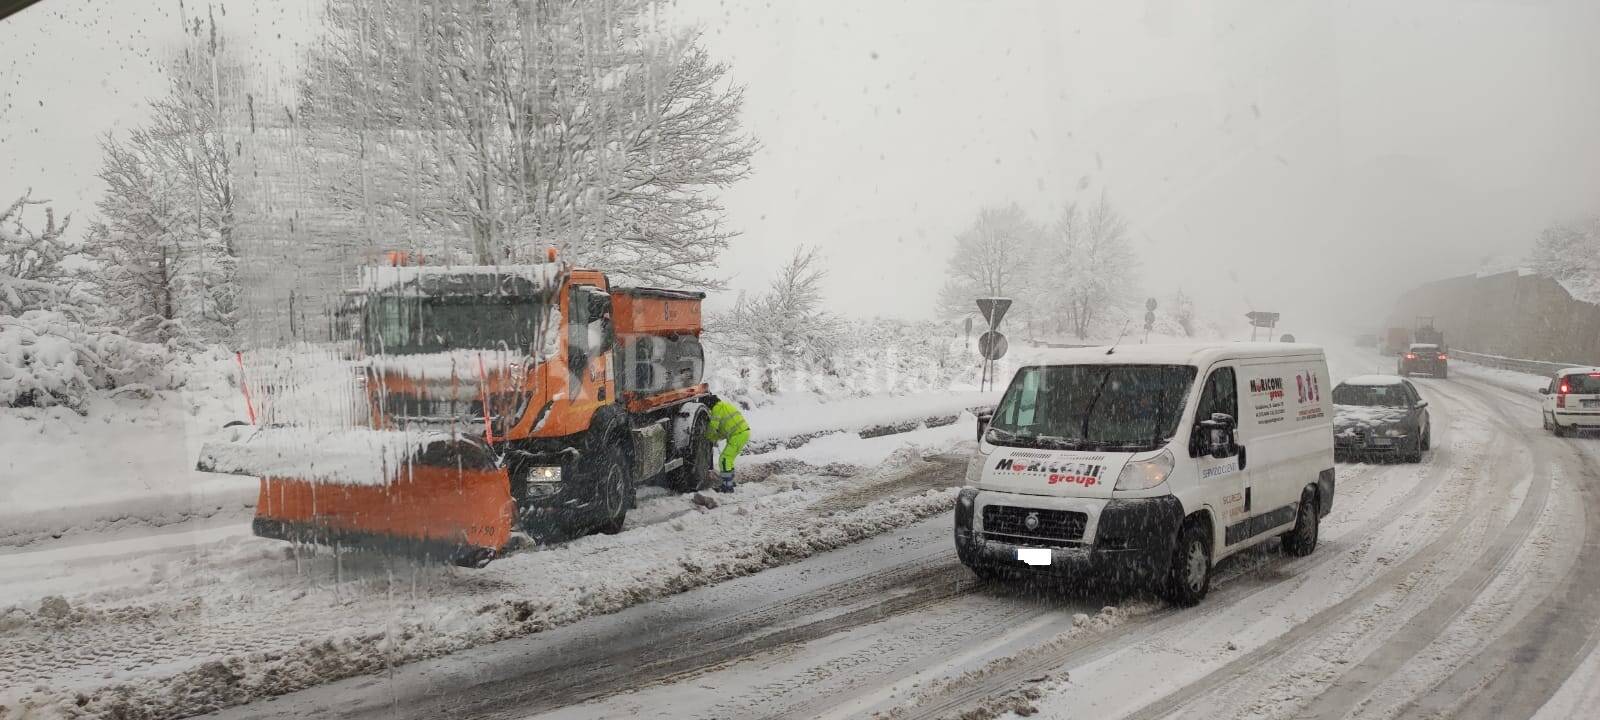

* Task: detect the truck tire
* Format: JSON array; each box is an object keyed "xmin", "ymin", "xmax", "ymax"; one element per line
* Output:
[
  {"xmin": 1280, "ymin": 489, "xmax": 1319, "ymax": 557},
  {"xmin": 669, "ymin": 413, "xmax": 712, "ymax": 493},
  {"xmin": 1160, "ymin": 520, "xmax": 1211, "ymax": 607},
  {"xmin": 591, "ymin": 441, "xmax": 633, "ymax": 535}
]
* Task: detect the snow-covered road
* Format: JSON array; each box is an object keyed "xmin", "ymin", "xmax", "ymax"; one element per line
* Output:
[
  {"xmin": 5, "ymin": 351, "xmax": 1597, "ymax": 720},
  {"xmin": 183, "ymin": 350, "xmax": 1600, "ymax": 720}
]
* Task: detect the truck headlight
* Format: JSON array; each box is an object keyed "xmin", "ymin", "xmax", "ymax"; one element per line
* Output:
[
  {"xmin": 524, "ymin": 466, "xmax": 563, "ymax": 498},
  {"xmin": 1115, "ymin": 449, "xmax": 1175, "ymax": 491}
]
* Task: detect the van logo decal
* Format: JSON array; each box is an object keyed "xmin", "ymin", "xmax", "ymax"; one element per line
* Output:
[
  {"xmin": 992, "ymin": 456, "xmax": 1104, "ymax": 487},
  {"xmin": 1024, "ymin": 512, "xmax": 1041, "ymax": 531},
  {"xmin": 1249, "ymin": 377, "xmax": 1285, "ymax": 400}
]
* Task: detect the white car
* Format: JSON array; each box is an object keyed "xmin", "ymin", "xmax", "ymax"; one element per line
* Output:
[
  {"xmin": 1540, "ymin": 367, "xmax": 1600, "ymax": 437},
  {"xmin": 957, "ymin": 343, "xmax": 1335, "ymax": 606}
]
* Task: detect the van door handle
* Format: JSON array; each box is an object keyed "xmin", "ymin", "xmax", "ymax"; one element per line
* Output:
[{"xmin": 1237, "ymin": 445, "xmax": 1248, "ymax": 471}]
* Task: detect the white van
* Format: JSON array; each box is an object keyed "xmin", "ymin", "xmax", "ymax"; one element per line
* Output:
[{"xmin": 956, "ymin": 343, "xmax": 1335, "ymax": 606}]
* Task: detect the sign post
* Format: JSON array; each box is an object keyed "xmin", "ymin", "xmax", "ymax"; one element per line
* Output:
[
  {"xmin": 1143, "ymin": 297, "xmax": 1157, "ymax": 343},
  {"xmin": 975, "ymin": 297, "xmax": 1013, "ymax": 391},
  {"xmin": 1245, "ymin": 311, "xmax": 1280, "ymax": 342}
]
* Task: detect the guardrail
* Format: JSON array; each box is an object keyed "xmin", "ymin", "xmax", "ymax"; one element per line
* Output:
[{"xmin": 1449, "ymin": 349, "xmax": 1582, "ymax": 377}]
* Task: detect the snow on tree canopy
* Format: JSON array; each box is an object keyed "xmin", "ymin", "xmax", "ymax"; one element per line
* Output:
[{"xmin": 359, "ymin": 264, "xmax": 561, "ymax": 298}]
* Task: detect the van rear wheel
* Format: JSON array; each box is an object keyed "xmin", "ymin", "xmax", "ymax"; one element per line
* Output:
[{"xmin": 1160, "ymin": 522, "xmax": 1211, "ymax": 607}]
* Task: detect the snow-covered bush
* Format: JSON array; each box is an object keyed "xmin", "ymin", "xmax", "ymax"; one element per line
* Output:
[
  {"xmin": 0, "ymin": 310, "xmax": 175, "ymax": 408},
  {"xmin": 708, "ymin": 246, "xmax": 842, "ymax": 394},
  {"xmin": 706, "ymin": 317, "xmax": 970, "ymax": 405},
  {"xmin": 2, "ymin": 193, "xmax": 177, "ymax": 409}
]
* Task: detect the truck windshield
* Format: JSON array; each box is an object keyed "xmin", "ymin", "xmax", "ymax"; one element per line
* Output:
[
  {"xmin": 365, "ymin": 295, "xmax": 547, "ymax": 355},
  {"xmin": 988, "ymin": 364, "xmax": 1196, "ymax": 451}
]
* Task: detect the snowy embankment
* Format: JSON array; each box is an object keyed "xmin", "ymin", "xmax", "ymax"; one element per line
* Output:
[{"xmin": 0, "ymin": 425, "xmax": 973, "ymax": 720}]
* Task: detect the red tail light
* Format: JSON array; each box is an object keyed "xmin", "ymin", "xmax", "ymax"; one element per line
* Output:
[
  {"xmin": 1405, "ymin": 353, "xmax": 1417, "ymax": 360},
  {"xmin": 1437, "ymin": 354, "xmax": 1447, "ymax": 360},
  {"xmin": 1558, "ymin": 394, "xmax": 1567, "ymax": 409}
]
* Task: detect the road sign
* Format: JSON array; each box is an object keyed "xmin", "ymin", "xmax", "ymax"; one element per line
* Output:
[
  {"xmin": 979, "ymin": 331, "xmax": 1009, "ymax": 360},
  {"xmin": 1280, "ymin": 333, "xmax": 1296, "ymax": 343},
  {"xmin": 1146, "ymin": 297, "xmax": 1158, "ymax": 312},
  {"xmin": 1245, "ymin": 311, "xmax": 1280, "ymax": 328},
  {"xmin": 976, "ymin": 297, "xmax": 1013, "ymax": 329}
]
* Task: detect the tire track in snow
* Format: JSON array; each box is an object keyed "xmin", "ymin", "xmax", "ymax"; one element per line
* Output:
[
  {"xmin": 1113, "ymin": 376, "xmax": 1535, "ymax": 720},
  {"xmin": 1392, "ymin": 378, "xmax": 1600, "ymax": 720},
  {"xmin": 1280, "ymin": 376, "xmax": 1554, "ymax": 720}
]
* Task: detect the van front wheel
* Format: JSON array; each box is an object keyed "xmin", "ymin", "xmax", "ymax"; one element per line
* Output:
[
  {"xmin": 1161, "ymin": 522, "xmax": 1212, "ymax": 607},
  {"xmin": 1281, "ymin": 490, "xmax": 1319, "ymax": 557}
]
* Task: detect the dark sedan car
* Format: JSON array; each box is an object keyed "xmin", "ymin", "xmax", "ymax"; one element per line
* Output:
[
  {"xmin": 1398, "ymin": 343, "xmax": 1448, "ymax": 378},
  {"xmin": 1332, "ymin": 375, "xmax": 1431, "ymax": 462}
]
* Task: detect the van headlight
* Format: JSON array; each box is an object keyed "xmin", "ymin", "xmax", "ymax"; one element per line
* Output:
[{"xmin": 1115, "ymin": 449, "xmax": 1174, "ymax": 491}]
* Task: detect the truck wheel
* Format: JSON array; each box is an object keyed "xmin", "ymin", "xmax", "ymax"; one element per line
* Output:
[
  {"xmin": 669, "ymin": 414, "xmax": 712, "ymax": 493},
  {"xmin": 592, "ymin": 443, "xmax": 632, "ymax": 535},
  {"xmin": 1160, "ymin": 521, "xmax": 1211, "ymax": 607},
  {"xmin": 1281, "ymin": 489, "xmax": 1319, "ymax": 557}
]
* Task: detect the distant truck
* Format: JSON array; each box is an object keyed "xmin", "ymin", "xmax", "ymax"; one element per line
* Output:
[
  {"xmin": 1382, "ymin": 327, "xmax": 1410, "ymax": 356},
  {"xmin": 1413, "ymin": 317, "xmax": 1444, "ymax": 348}
]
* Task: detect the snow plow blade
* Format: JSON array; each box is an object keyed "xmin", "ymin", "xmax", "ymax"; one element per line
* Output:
[{"xmin": 197, "ymin": 427, "xmax": 514, "ymax": 567}]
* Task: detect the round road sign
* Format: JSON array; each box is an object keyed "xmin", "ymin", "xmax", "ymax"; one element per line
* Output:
[{"xmin": 979, "ymin": 331, "xmax": 1009, "ymax": 360}]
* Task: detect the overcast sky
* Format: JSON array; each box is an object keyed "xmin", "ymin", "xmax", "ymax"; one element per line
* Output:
[{"xmin": 5, "ymin": 0, "xmax": 1600, "ymax": 333}]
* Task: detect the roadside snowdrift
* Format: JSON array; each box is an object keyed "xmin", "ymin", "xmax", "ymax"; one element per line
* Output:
[{"xmin": 0, "ymin": 440, "xmax": 969, "ymax": 720}]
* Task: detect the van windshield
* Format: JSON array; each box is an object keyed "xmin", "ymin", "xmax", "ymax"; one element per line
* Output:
[{"xmin": 988, "ymin": 364, "xmax": 1197, "ymax": 452}]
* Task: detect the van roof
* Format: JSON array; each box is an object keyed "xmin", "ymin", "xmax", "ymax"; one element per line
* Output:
[
  {"xmin": 1341, "ymin": 374, "xmax": 1405, "ymax": 386},
  {"xmin": 1558, "ymin": 367, "xmax": 1600, "ymax": 376},
  {"xmin": 1021, "ymin": 342, "xmax": 1324, "ymax": 368}
]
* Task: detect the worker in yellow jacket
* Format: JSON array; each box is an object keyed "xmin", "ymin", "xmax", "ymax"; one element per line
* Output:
[{"xmin": 703, "ymin": 394, "xmax": 750, "ymax": 493}]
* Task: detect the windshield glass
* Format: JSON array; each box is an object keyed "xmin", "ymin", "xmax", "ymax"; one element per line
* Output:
[
  {"xmin": 988, "ymin": 364, "xmax": 1196, "ymax": 451},
  {"xmin": 1333, "ymin": 383, "xmax": 1410, "ymax": 407},
  {"xmin": 1561, "ymin": 373, "xmax": 1600, "ymax": 394},
  {"xmin": 365, "ymin": 296, "xmax": 545, "ymax": 355}
]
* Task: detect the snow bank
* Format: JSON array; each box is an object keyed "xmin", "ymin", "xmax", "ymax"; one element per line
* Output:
[
  {"xmin": 0, "ymin": 442, "xmax": 968, "ymax": 720},
  {"xmin": 0, "ymin": 310, "xmax": 175, "ymax": 409}
]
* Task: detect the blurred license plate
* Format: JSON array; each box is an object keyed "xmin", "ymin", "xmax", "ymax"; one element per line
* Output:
[
  {"xmin": 1584, "ymin": 399, "xmax": 1600, "ymax": 409},
  {"xmin": 1370, "ymin": 438, "xmax": 1394, "ymax": 447},
  {"xmin": 1016, "ymin": 548, "xmax": 1051, "ymax": 566}
]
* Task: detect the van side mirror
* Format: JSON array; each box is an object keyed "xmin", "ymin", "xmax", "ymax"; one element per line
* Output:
[
  {"xmin": 976, "ymin": 411, "xmax": 994, "ymax": 443},
  {"xmin": 1539, "ymin": 387, "xmax": 1551, "ymax": 395},
  {"xmin": 1197, "ymin": 413, "xmax": 1237, "ymax": 459}
]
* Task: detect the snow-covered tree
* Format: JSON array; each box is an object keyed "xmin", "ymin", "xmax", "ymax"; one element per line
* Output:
[
  {"xmin": 298, "ymin": 0, "xmax": 756, "ymax": 283},
  {"xmin": 1, "ymin": 194, "xmax": 172, "ymax": 408},
  {"xmin": 1042, "ymin": 194, "xmax": 1139, "ymax": 340},
  {"xmin": 711, "ymin": 246, "xmax": 841, "ymax": 393},
  {"xmin": 937, "ymin": 204, "xmax": 1046, "ymax": 330},
  {"xmin": 0, "ymin": 192, "xmax": 80, "ymax": 317},
  {"xmin": 1528, "ymin": 216, "xmax": 1600, "ymax": 304},
  {"xmin": 1167, "ymin": 288, "xmax": 1196, "ymax": 337},
  {"xmin": 84, "ymin": 13, "xmax": 242, "ymax": 343}
]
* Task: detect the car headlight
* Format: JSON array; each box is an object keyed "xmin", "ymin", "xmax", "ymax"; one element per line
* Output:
[
  {"xmin": 1383, "ymin": 428, "xmax": 1408, "ymax": 438},
  {"xmin": 523, "ymin": 466, "xmax": 563, "ymax": 498},
  {"xmin": 1115, "ymin": 448, "xmax": 1175, "ymax": 491}
]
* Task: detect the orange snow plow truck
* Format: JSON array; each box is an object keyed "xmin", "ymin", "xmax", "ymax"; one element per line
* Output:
[{"xmin": 197, "ymin": 251, "xmax": 716, "ymax": 567}]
